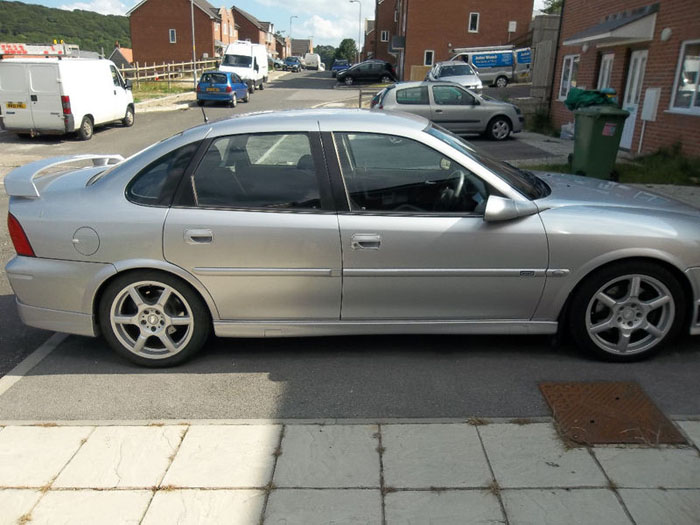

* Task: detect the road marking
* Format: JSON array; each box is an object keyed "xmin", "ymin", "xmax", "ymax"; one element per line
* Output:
[{"xmin": 0, "ymin": 332, "xmax": 68, "ymax": 397}]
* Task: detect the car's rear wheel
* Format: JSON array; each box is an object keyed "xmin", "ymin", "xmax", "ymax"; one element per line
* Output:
[
  {"xmin": 380, "ymin": 75, "xmax": 392, "ymax": 84},
  {"xmin": 78, "ymin": 116, "xmax": 93, "ymax": 141},
  {"xmin": 344, "ymin": 76, "xmax": 353, "ymax": 86},
  {"xmin": 229, "ymin": 93, "xmax": 237, "ymax": 108},
  {"xmin": 99, "ymin": 271, "xmax": 211, "ymax": 367},
  {"xmin": 259, "ymin": 81, "xmax": 265, "ymax": 91},
  {"xmin": 569, "ymin": 262, "xmax": 685, "ymax": 362},
  {"xmin": 122, "ymin": 106, "xmax": 134, "ymax": 127},
  {"xmin": 486, "ymin": 117, "xmax": 511, "ymax": 141},
  {"xmin": 495, "ymin": 76, "xmax": 508, "ymax": 88}
]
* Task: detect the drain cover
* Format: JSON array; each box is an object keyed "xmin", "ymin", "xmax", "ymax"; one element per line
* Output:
[{"xmin": 539, "ymin": 382, "xmax": 686, "ymax": 445}]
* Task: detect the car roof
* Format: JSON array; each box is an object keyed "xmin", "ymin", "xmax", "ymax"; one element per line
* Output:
[
  {"xmin": 391, "ymin": 80, "xmax": 466, "ymax": 89},
  {"xmin": 434, "ymin": 61, "xmax": 471, "ymax": 67}
]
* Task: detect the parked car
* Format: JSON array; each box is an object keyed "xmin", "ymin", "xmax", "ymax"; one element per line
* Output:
[
  {"xmin": 426, "ymin": 61, "xmax": 483, "ymax": 92},
  {"xmin": 271, "ymin": 57, "xmax": 284, "ymax": 70},
  {"xmin": 283, "ymin": 56, "xmax": 302, "ymax": 72},
  {"xmin": 372, "ymin": 81, "xmax": 522, "ymax": 140},
  {"xmin": 336, "ymin": 59, "xmax": 396, "ymax": 86},
  {"xmin": 331, "ymin": 59, "xmax": 350, "ymax": 77},
  {"xmin": 196, "ymin": 71, "xmax": 249, "ymax": 107},
  {"xmin": 303, "ymin": 53, "xmax": 322, "ymax": 71},
  {"xmin": 5, "ymin": 109, "xmax": 700, "ymax": 366}
]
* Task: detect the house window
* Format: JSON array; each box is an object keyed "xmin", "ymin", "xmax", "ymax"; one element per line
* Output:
[
  {"xmin": 468, "ymin": 13, "xmax": 479, "ymax": 33},
  {"xmin": 169, "ymin": 29, "xmax": 176, "ymax": 44},
  {"xmin": 559, "ymin": 54, "xmax": 580, "ymax": 100},
  {"xmin": 380, "ymin": 30, "xmax": 389, "ymax": 42},
  {"xmin": 215, "ymin": 23, "xmax": 220, "ymax": 34},
  {"xmin": 597, "ymin": 53, "xmax": 614, "ymax": 90},
  {"xmin": 223, "ymin": 23, "xmax": 227, "ymax": 35},
  {"xmin": 229, "ymin": 25, "xmax": 233, "ymax": 37},
  {"xmin": 394, "ymin": 10, "xmax": 398, "ymax": 22},
  {"xmin": 671, "ymin": 39, "xmax": 700, "ymax": 114},
  {"xmin": 424, "ymin": 50, "xmax": 434, "ymax": 67}
]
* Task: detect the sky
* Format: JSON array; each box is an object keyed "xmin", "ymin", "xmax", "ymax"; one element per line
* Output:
[{"xmin": 10, "ymin": 0, "xmax": 547, "ymax": 47}]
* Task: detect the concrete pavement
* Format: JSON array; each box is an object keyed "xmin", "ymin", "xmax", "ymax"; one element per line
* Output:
[{"xmin": 1, "ymin": 419, "xmax": 698, "ymax": 525}]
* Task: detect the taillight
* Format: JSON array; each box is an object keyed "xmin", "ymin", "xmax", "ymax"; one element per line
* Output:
[
  {"xmin": 7, "ymin": 213, "xmax": 35, "ymax": 257},
  {"xmin": 61, "ymin": 95, "xmax": 71, "ymax": 115},
  {"xmin": 196, "ymin": 83, "xmax": 202, "ymax": 92},
  {"xmin": 226, "ymin": 86, "xmax": 233, "ymax": 93}
]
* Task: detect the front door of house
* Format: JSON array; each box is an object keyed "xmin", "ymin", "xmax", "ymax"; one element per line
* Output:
[{"xmin": 620, "ymin": 50, "xmax": 648, "ymax": 149}]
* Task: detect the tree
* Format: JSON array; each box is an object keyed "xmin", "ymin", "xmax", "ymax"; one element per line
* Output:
[
  {"xmin": 335, "ymin": 38, "xmax": 358, "ymax": 63},
  {"xmin": 314, "ymin": 45, "xmax": 336, "ymax": 68},
  {"xmin": 542, "ymin": 0, "xmax": 563, "ymax": 14}
]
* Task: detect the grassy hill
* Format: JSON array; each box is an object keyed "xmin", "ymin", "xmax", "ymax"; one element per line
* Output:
[{"xmin": 0, "ymin": 1, "xmax": 130, "ymax": 54}]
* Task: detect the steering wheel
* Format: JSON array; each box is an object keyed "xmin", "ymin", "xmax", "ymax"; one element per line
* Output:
[{"xmin": 446, "ymin": 169, "xmax": 465, "ymax": 197}]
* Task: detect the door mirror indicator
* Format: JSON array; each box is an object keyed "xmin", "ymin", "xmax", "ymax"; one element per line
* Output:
[{"xmin": 483, "ymin": 196, "xmax": 538, "ymax": 222}]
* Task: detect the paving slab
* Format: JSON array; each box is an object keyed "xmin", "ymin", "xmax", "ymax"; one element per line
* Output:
[
  {"xmin": 501, "ymin": 488, "xmax": 631, "ymax": 525},
  {"xmin": 677, "ymin": 420, "xmax": 700, "ymax": 447},
  {"xmin": 54, "ymin": 425, "xmax": 186, "ymax": 488},
  {"xmin": 29, "ymin": 489, "xmax": 152, "ymax": 525},
  {"xmin": 142, "ymin": 489, "xmax": 265, "ymax": 525},
  {"xmin": 385, "ymin": 490, "xmax": 504, "ymax": 524},
  {"xmin": 0, "ymin": 489, "xmax": 42, "ymax": 525},
  {"xmin": 0, "ymin": 425, "xmax": 93, "ymax": 487},
  {"xmin": 478, "ymin": 423, "xmax": 607, "ymax": 488},
  {"xmin": 264, "ymin": 489, "xmax": 382, "ymax": 524},
  {"xmin": 619, "ymin": 488, "xmax": 700, "ymax": 525},
  {"xmin": 162, "ymin": 425, "xmax": 280, "ymax": 488},
  {"xmin": 382, "ymin": 423, "xmax": 492, "ymax": 488},
  {"xmin": 274, "ymin": 424, "xmax": 380, "ymax": 488},
  {"xmin": 594, "ymin": 447, "xmax": 700, "ymax": 488}
]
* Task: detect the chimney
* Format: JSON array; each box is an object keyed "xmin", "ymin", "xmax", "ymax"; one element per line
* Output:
[{"xmin": 115, "ymin": 41, "xmax": 120, "ymax": 48}]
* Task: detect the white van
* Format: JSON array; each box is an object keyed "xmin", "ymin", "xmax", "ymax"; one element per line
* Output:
[
  {"xmin": 450, "ymin": 46, "xmax": 531, "ymax": 88},
  {"xmin": 0, "ymin": 56, "xmax": 134, "ymax": 140},
  {"xmin": 303, "ymin": 53, "xmax": 322, "ymax": 71},
  {"xmin": 220, "ymin": 41, "xmax": 268, "ymax": 92}
]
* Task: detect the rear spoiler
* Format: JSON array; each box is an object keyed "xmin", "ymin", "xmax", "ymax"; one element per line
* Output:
[{"xmin": 4, "ymin": 155, "xmax": 124, "ymax": 198}]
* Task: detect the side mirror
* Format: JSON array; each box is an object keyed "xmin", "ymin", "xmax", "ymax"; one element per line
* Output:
[
  {"xmin": 125, "ymin": 79, "xmax": 132, "ymax": 90},
  {"xmin": 255, "ymin": 64, "xmax": 259, "ymax": 72},
  {"xmin": 483, "ymin": 196, "xmax": 538, "ymax": 222}
]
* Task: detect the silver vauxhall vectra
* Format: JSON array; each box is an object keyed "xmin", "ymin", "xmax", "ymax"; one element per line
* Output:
[{"xmin": 5, "ymin": 109, "xmax": 700, "ymax": 366}]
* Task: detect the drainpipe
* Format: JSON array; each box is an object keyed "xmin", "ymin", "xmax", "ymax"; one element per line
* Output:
[{"xmin": 547, "ymin": 0, "xmax": 565, "ymax": 116}]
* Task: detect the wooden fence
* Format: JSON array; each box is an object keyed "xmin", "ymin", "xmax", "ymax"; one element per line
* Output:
[{"xmin": 119, "ymin": 59, "xmax": 220, "ymax": 88}]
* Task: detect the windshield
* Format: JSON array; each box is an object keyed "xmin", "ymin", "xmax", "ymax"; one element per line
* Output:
[
  {"xmin": 222, "ymin": 54, "xmax": 252, "ymax": 67},
  {"xmin": 439, "ymin": 64, "xmax": 475, "ymax": 77},
  {"xmin": 286, "ymin": 57, "xmax": 299, "ymax": 63},
  {"xmin": 334, "ymin": 60, "xmax": 348, "ymax": 66},
  {"xmin": 426, "ymin": 126, "xmax": 549, "ymax": 200},
  {"xmin": 201, "ymin": 73, "xmax": 227, "ymax": 84}
]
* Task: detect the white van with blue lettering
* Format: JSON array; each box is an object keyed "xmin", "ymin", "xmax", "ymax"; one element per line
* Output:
[{"xmin": 450, "ymin": 46, "xmax": 531, "ymax": 88}]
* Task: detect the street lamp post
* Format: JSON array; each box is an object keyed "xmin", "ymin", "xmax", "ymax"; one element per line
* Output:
[
  {"xmin": 349, "ymin": 0, "xmax": 361, "ymax": 63},
  {"xmin": 190, "ymin": 0, "xmax": 197, "ymax": 88},
  {"xmin": 289, "ymin": 15, "xmax": 298, "ymax": 41}
]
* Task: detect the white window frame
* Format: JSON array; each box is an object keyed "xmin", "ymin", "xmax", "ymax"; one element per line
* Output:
[
  {"xmin": 468, "ymin": 12, "xmax": 479, "ymax": 33},
  {"xmin": 558, "ymin": 54, "xmax": 580, "ymax": 100},
  {"xmin": 169, "ymin": 29, "xmax": 176, "ymax": 44},
  {"xmin": 424, "ymin": 50, "xmax": 434, "ymax": 67},
  {"xmin": 669, "ymin": 39, "xmax": 700, "ymax": 115},
  {"xmin": 394, "ymin": 10, "xmax": 398, "ymax": 22},
  {"xmin": 597, "ymin": 53, "xmax": 614, "ymax": 90},
  {"xmin": 380, "ymin": 30, "xmax": 389, "ymax": 42}
]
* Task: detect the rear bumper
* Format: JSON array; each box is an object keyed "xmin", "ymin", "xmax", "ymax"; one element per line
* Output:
[
  {"xmin": 16, "ymin": 299, "xmax": 97, "ymax": 337},
  {"xmin": 197, "ymin": 93, "xmax": 234, "ymax": 102},
  {"xmin": 686, "ymin": 267, "xmax": 700, "ymax": 335}
]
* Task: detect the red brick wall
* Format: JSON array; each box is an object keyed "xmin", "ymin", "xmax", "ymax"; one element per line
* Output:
[
  {"xmin": 363, "ymin": 31, "xmax": 377, "ymax": 59},
  {"xmin": 551, "ymin": 0, "xmax": 700, "ymax": 157},
  {"xmin": 217, "ymin": 9, "xmax": 238, "ymax": 47},
  {"xmin": 130, "ymin": 0, "xmax": 215, "ymax": 64},
  {"xmin": 403, "ymin": 0, "xmax": 533, "ymax": 76},
  {"xmin": 374, "ymin": 0, "xmax": 399, "ymax": 64},
  {"xmin": 234, "ymin": 11, "xmax": 266, "ymax": 46}
]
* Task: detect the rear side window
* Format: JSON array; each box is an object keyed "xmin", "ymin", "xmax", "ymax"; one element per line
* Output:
[
  {"xmin": 396, "ymin": 86, "xmax": 428, "ymax": 105},
  {"xmin": 127, "ymin": 142, "xmax": 200, "ymax": 206},
  {"xmin": 185, "ymin": 133, "xmax": 323, "ymax": 210}
]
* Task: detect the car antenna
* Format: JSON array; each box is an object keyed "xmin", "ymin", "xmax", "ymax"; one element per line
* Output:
[{"xmin": 200, "ymin": 105, "xmax": 209, "ymax": 124}]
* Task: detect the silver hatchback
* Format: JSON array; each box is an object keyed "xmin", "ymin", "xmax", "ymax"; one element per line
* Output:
[{"xmin": 373, "ymin": 81, "xmax": 523, "ymax": 140}]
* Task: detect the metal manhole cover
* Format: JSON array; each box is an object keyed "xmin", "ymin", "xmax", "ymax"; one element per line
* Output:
[{"xmin": 539, "ymin": 381, "xmax": 687, "ymax": 446}]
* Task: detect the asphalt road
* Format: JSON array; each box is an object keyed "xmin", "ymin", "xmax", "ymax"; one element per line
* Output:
[{"xmin": 0, "ymin": 71, "xmax": 697, "ymax": 421}]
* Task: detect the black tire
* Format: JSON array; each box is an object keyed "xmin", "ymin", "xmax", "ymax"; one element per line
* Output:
[
  {"xmin": 380, "ymin": 75, "xmax": 392, "ymax": 84},
  {"xmin": 344, "ymin": 76, "xmax": 353, "ymax": 86},
  {"xmin": 568, "ymin": 261, "xmax": 686, "ymax": 362},
  {"xmin": 495, "ymin": 76, "xmax": 508, "ymax": 88},
  {"xmin": 197, "ymin": 100, "xmax": 205, "ymax": 107},
  {"xmin": 99, "ymin": 270, "xmax": 211, "ymax": 367},
  {"xmin": 486, "ymin": 116, "xmax": 512, "ymax": 141},
  {"xmin": 243, "ymin": 91, "xmax": 250, "ymax": 103},
  {"xmin": 16, "ymin": 133, "xmax": 32, "ymax": 139},
  {"xmin": 122, "ymin": 106, "xmax": 135, "ymax": 127},
  {"xmin": 259, "ymin": 81, "xmax": 264, "ymax": 91},
  {"xmin": 332, "ymin": 72, "xmax": 336, "ymax": 78},
  {"xmin": 228, "ymin": 94, "xmax": 237, "ymax": 108},
  {"xmin": 78, "ymin": 116, "xmax": 93, "ymax": 141}
]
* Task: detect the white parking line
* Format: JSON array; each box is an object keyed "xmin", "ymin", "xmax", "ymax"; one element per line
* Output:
[
  {"xmin": 0, "ymin": 333, "xmax": 68, "ymax": 397},
  {"xmin": 256, "ymin": 134, "xmax": 288, "ymax": 164}
]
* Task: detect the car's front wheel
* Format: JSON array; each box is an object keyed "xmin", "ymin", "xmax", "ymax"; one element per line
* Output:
[
  {"xmin": 99, "ymin": 271, "xmax": 211, "ymax": 367},
  {"xmin": 122, "ymin": 106, "xmax": 134, "ymax": 127},
  {"xmin": 486, "ymin": 117, "xmax": 511, "ymax": 141},
  {"xmin": 569, "ymin": 262, "xmax": 686, "ymax": 362},
  {"xmin": 344, "ymin": 76, "xmax": 353, "ymax": 86}
]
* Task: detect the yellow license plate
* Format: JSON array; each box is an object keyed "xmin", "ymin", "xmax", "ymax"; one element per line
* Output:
[
  {"xmin": 206, "ymin": 88, "xmax": 219, "ymax": 92},
  {"xmin": 6, "ymin": 102, "xmax": 26, "ymax": 109}
]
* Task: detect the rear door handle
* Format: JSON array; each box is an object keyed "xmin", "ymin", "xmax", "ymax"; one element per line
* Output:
[
  {"xmin": 184, "ymin": 229, "xmax": 213, "ymax": 244},
  {"xmin": 435, "ymin": 109, "xmax": 443, "ymax": 113},
  {"xmin": 351, "ymin": 233, "xmax": 381, "ymax": 250}
]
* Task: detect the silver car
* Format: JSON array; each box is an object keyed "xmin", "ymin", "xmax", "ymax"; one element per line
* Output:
[
  {"xmin": 426, "ymin": 61, "xmax": 483, "ymax": 92},
  {"xmin": 5, "ymin": 110, "xmax": 700, "ymax": 366},
  {"xmin": 373, "ymin": 81, "xmax": 523, "ymax": 140}
]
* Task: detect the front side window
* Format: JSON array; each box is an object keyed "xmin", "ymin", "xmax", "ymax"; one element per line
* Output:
[
  {"xmin": 334, "ymin": 133, "xmax": 489, "ymax": 214},
  {"xmin": 110, "ymin": 65, "xmax": 123, "ymax": 87},
  {"xmin": 559, "ymin": 54, "xmax": 579, "ymax": 100},
  {"xmin": 433, "ymin": 85, "xmax": 475, "ymax": 105},
  {"xmin": 396, "ymin": 86, "xmax": 428, "ymax": 105},
  {"xmin": 671, "ymin": 40, "xmax": 700, "ymax": 113},
  {"xmin": 169, "ymin": 29, "xmax": 176, "ymax": 44},
  {"xmin": 186, "ymin": 133, "xmax": 322, "ymax": 210},
  {"xmin": 469, "ymin": 12, "xmax": 479, "ymax": 33}
]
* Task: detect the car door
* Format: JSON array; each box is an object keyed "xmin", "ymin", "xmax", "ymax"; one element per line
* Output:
[
  {"xmin": 163, "ymin": 131, "xmax": 342, "ymax": 321},
  {"xmin": 28, "ymin": 64, "xmax": 64, "ymax": 132},
  {"xmin": 329, "ymin": 131, "xmax": 548, "ymax": 321},
  {"xmin": 430, "ymin": 84, "xmax": 482, "ymax": 133},
  {"xmin": 109, "ymin": 64, "xmax": 130, "ymax": 121},
  {"xmin": 392, "ymin": 85, "xmax": 431, "ymax": 120}
]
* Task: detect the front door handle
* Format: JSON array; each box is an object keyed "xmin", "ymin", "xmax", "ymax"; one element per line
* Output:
[
  {"xmin": 435, "ymin": 109, "xmax": 443, "ymax": 113},
  {"xmin": 30, "ymin": 95, "xmax": 38, "ymax": 102},
  {"xmin": 184, "ymin": 229, "xmax": 213, "ymax": 244},
  {"xmin": 351, "ymin": 233, "xmax": 381, "ymax": 250}
]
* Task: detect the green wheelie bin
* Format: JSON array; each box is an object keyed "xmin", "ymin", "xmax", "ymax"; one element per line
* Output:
[{"xmin": 571, "ymin": 105, "xmax": 629, "ymax": 179}]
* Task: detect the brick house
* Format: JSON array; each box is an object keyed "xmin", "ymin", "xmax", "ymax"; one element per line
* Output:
[
  {"xmin": 108, "ymin": 43, "xmax": 133, "ymax": 69},
  {"xmin": 276, "ymin": 35, "xmax": 291, "ymax": 59},
  {"xmin": 362, "ymin": 20, "xmax": 376, "ymax": 60},
  {"xmin": 291, "ymin": 39, "xmax": 313, "ymax": 57},
  {"xmin": 128, "ymin": 0, "xmax": 236, "ymax": 64},
  {"xmin": 373, "ymin": 0, "xmax": 533, "ymax": 80},
  {"xmin": 231, "ymin": 6, "xmax": 276, "ymax": 56},
  {"xmin": 550, "ymin": 0, "xmax": 700, "ymax": 157}
]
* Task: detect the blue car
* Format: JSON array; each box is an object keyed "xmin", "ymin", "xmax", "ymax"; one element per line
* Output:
[
  {"xmin": 196, "ymin": 71, "xmax": 249, "ymax": 107},
  {"xmin": 331, "ymin": 59, "xmax": 350, "ymax": 77}
]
